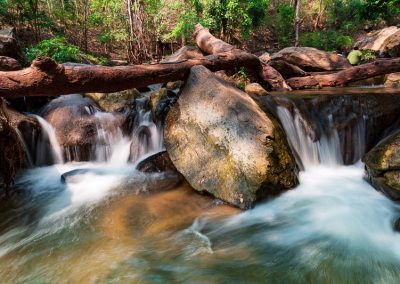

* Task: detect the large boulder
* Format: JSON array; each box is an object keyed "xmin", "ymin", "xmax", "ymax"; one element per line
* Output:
[
  {"xmin": 39, "ymin": 94, "xmax": 124, "ymax": 161},
  {"xmin": 0, "ymin": 27, "xmax": 23, "ymax": 61},
  {"xmin": 363, "ymin": 131, "xmax": 400, "ymax": 200},
  {"xmin": 270, "ymin": 47, "xmax": 351, "ymax": 71},
  {"xmin": 164, "ymin": 66, "xmax": 298, "ymax": 209},
  {"xmin": 355, "ymin": 26, "xmax": 400, "ymax": 57}
]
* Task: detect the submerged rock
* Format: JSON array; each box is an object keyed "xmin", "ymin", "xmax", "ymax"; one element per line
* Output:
[
  {"xmin": 164, "ymin": 65, "xmax": 298, "ymax": 209},
  {"xmin": 270, "ymin": 47, "xmax": 351, "ymax": 71},
  {"xmin": 363, "ymin": 131, "xmax": 400, "ymax": 200}
]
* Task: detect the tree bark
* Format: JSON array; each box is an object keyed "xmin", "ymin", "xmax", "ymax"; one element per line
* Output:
[
  {"xmin": 194, "ymin": 23, "xmax": 291, "ymax": 91},
  {"xmin": 0, "ymin": 51, "xmax": 283, "ymax": 99},
  {"xmin": 287, "ymin": 59, "xmax": 400, "ymax": 89}
]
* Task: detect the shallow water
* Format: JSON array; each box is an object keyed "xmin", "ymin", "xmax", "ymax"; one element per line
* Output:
[{"xmin": 2, "ymin": 89, "xmax": 400, "ymax": 283}]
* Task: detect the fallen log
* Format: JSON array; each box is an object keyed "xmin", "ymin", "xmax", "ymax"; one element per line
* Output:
[
  {"xmin": 0, "ymin": 52, "xmax": 282, "ymax": 99},
  {"xmin": 287, "ymin": 58, "xmax": 400, "ymax": 89},
  {"xmin": 194, "ymin": 23, "xmax": 291, "ymax": 91}
]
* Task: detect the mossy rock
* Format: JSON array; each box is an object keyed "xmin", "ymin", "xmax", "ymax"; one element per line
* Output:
[{"xmin": 164, "ymin": 66, "xmax": 298, "ymax": 209}]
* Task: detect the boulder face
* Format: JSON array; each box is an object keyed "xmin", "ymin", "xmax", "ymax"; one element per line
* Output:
[
  {"xmin": 355, "ymin": 26, "xmax": 400, "ymax": 57},
  {"xmin": 0, "ymin": 27, "xmax": 23, "ymax": 61},
  {"xmin": 363, "ymin": 132, "xmax": 400, "ymax": 200},
  {"xmin": 270, "ymin": 47, "xmax": 351, "ymax": 71},
  {"xmin": 164, "ymin": 66, "xmax": 298, "ymax": 209}
]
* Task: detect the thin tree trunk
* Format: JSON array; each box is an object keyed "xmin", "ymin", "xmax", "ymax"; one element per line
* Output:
[{"xmin": 294, "ymin": 0, "xmax": 301, "ymax": 47}]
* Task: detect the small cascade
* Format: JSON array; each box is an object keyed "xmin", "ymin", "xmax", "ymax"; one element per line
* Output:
[
  {"xmin": 33, "ymin": 115, "xmax": 64, "ymax": 165},
  {"xmin": 264, "ymin": 94, "xmax": 379, "ymax": 170},
  {"xmin": 128, "ymin": 96, "xmax": 163, "ymax": 163}
]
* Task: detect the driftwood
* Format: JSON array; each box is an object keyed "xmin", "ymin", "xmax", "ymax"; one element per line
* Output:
[
  {"xmin": 194, "ymin": 24, "xmax": 291, "ymax": 91},
  {"xmin": 287, "ymin": 58, "xmax": 400, "ymax": 89}
]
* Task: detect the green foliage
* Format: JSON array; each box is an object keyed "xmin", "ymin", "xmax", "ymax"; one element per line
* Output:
[
  {"xmin": 26, "ymin": 37, "xmax": 107, "ymax": 65},
  {"xmin": 276, "ymin": 4, "xmax": 295, "ymax": 48},
  {"xmin": 360, "ymin": 49, "xmax": 376, "ymax": 62},
  {"xmin": 300, "ymin": 30, "xmax": 352, "ymax": 51},
  {"xmin": 169, "ymin": 0, "xmax": 269, "ymax": 40}
]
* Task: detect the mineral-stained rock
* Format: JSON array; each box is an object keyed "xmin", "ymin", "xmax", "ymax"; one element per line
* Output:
[{"xmin": 164, "ymin": 65, "xmax": 298, "ymax": 209}]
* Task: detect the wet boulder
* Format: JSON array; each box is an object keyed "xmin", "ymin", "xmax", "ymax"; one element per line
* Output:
[
  {"xmin": 270, "ymin": 47, "xmax": 351, "ymax": 71},
  {"xmin": 136, "ymin": 151, "xmax": 179, "ymax": 173},
  {"xmin": 164, "ymin": 65, "xmax": 298, "ymax": 209},
  {"xmin": 363, "ymin": 131, "xmax": 400, "ymax": 200},
  {"xmin": 355, "ymin": 26, "xmax": 400, "ymax": 57},
  {"xmin": 40, "ymin": 94, "xmax": 124, "ymax": 161}
]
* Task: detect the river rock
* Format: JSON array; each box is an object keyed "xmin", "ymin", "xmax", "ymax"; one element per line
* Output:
[
  {"xmin": 384, "ymin": 73, "xmax": 400, "ymax": 87},
  {"xmin": 164, "ymin": 65, "xmax": 298, "ymax": 209},
  {"xmin": 270, "ymin": 47, "xmax": 351, "ymax": 71},
  {"xmin": 363, "ymin": 131, "xmax": 400, "ymax": 200},
  {"xmin": 355, "ymin": 26, "xmax": 400, "ymax": 57},
  {"xmin": 40, "ymin": 94, "xmax": 124, "ymax": 161},
  {"xmin": 0, "ymin": 56, "xmax": 21, "ymax": 71},
  {"xmin": 268, "ymin": 59, "xmax": 308, "ymax": 79},
  {"xmin": 85, "ymin": 89, "xmax": 140, "ymax": 112},
  {"xmin": 136, "ymin": 151, "xmax": 178, "ymax": 173},
  {"xmin": 0, "ymin": 27, "xmax": 23, "ymax": 60},
  {"xmin": 244, "ymin": 83, "xmax": 269, "ymax": 96},
  {"xmin": 259, "ymin": 52, "xmax": 271, "ymax": 64}
]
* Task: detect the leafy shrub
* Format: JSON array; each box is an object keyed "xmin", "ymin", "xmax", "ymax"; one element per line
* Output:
[
  {"xmin": 299, "ymin": 30, "xmax": 352, "ymax": 51},
  {"xmin": 360, "ymin": 49, "xmax": 376, "ymax": 63},
  {"xmin": 26, "ymin": 37, "xmax": 107, "ymax": 65}
]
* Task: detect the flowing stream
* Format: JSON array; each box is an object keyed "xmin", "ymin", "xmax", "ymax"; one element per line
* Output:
[{"xmin": 1, "ymin": 90, "xmax": 400, "ymax": 283}]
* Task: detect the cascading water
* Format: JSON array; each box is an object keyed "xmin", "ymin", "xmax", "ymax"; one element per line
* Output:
[
  {"xmin": 1, "ymin": 90, "xmax": 400, "ymax": 283},
  {"xmin": 33, "ymin": 114, "xmax": 64, "ymax": 165}
]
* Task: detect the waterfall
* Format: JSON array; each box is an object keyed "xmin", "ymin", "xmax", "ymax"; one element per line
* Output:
[{"xmin": 33, "ymin": 115, "xmax": 64, "ymax": 165}]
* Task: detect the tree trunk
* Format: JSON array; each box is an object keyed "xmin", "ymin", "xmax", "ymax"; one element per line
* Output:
[
  {"xmin": 294, "ymin": 0, "xmax": 301, "ymax": 47},
  {"xmin": 0, "ymin": 50, "xmax": 285, "ymax": 99},
  {"xmin": 194, "ymin": 23, "xmax": 291, "ymax": 91},
  {"xmin": 287, "ymin": 59, "xmax": 400, "ymax": 89}
]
